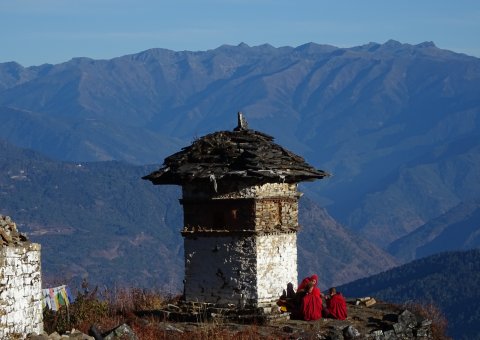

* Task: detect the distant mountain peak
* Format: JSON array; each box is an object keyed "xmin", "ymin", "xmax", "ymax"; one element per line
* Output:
[
  {"xmin": 256, "ymin": 43, "xmax": 275, "ymax": 49},
  {"xmin": 382, "ymin": 39, "xmax": 403, "ymax": 48},
  {"xmin": 294, "ymin": 42, "xmax": 338, "ymax": 54},
  {"xmin": 69, "ymin": 57, "xmax": 95, "ymax": 64},
  {"xmin": 381, "ymin": 39, "xmax": 438, "ymax": 50},
  {"xmin": 1, "ymin": 61, "xmax": 23, "ymax": 69},
  {"xmin": 415, "ymin": 41, "xmax": 436, "ymax": 48}
]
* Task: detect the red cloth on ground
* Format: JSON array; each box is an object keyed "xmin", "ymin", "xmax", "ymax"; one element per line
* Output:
[
  {"xmin": 298, "ymin": 274, "xmax": 322, "ymax": 321},
  {"xmin": 326, "ymin": 293, "xmax": 347, "ymax": 320}
]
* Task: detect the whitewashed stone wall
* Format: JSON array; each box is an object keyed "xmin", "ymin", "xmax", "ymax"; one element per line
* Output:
[
  {"xmin": 184, "ymin": 235, "xmax": 258, "ymax": 305},
  {"xmin": 256, "ymin": 232, "xmax": 297, "ymax": 308},
  {"xmin": 0, "ymin": 243, "xmax": 43, "ymax": 338},
  {"xmin": 184, "ymin": 232, "xmax": 297, "ymax": 309}
]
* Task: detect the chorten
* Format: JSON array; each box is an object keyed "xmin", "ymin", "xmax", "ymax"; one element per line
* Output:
[{"xmin": 143, "ymin": 113, "xmax": 328, "ymax": 312}]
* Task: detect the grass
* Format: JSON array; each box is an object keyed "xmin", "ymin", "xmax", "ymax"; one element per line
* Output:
[
  {"xmin": 43, "ymin": 282, "xmax": 452, "ymax": 340},
  {"xmin": 42, "ymin": 282, "xmax": 275, "ymax": 340}
]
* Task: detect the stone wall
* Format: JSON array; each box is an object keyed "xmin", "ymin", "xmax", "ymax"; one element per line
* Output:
[
  {"xmin": 254, "ymin": 199, "xmax": 298, "ymax": 231},
  {"xmin": 184, "ymin": 232, "xmax": 297, "ymax": 309},
  {"xmin": 182, "ymin": 182, "xmax": 299, "ymax": 200},
  {"xmin": 0, "ymin": 215, "xmax": 43, "ymax": 338},
  {"xmin": 256, "ymin": 232, "xmax": 297, "ymax": 308},
  {"xmin": 184, "ymin": 235, "xmax": 258, "ymax": 305}
]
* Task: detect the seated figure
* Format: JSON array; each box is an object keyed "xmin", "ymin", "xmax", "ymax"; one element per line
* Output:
[
  {"xmin": 297, "ymin": 274, "xmax": 323, "ymax": 321},
  {"xmin": 277, "ymin": 274, "xmax": 323, "ymax": 321},
  {"xmin": 277, "ymin": 282, "xmax": 296, "ymax": 312},
  {"xmin": 325, "ymin": 287, "xmax": 347, "ymax": 320}
]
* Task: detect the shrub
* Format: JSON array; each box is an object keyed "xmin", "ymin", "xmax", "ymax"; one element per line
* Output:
[
  {"xmin": 43, "ymin": 281, "xmax": 174, "ymax": 336},
  {"xmin": 406, "ymin": 302, "xmax": 452, "ymax": 340}
]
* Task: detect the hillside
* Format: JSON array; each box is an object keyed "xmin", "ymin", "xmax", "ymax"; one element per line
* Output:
[
  {"xmin": 298, "ymin": 197, "xmax": 397, "ymax": 287},
  {"xmin": 1, "ymin": 41, "xmax": 480, "ymax": 247},
  {"xmin": 0, "ymin": 139, "xmax": 395, "ymax": 290},
  {"xmin": 338, "ymin": 249, "xmax": 480, "ymax": 340},
  {"xmin": 388, "ymin": 200, "xmax": 480, "ymax": 262},
  {"xmin": 0, "ymin": 139, "xmax": 184, "ymax": 290}
]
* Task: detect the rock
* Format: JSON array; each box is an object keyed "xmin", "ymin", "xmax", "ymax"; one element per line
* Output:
[
  {"xmin": 343, "ymin": 325, "xmax": 361, "ymax": 339},
  {"xmin": 165, "ymin": 324, "xmax": 184, "ymax": 333},
  {"xmin": 398, "ymin": 309, "xmax": 417, "ymax": 328},
  {"xmin": 405, "ymin": 328, "xmax": 414, "ymax": 338},
  {"xmin": 383, "ymin": 329, "xmax": 396, "ymax": 340},
  {"xmin": 415, "ymin": 327, "xmax": 429, "ymax": 337},
  {"xmin": 26, "ymin": 333, "xmax": 50, "ymax": 340},
  {"xmin": 88, "ymin": 325, "xmax": 103, "ymax": 340},
  {"xmin": 26, "ymin": 330, "xmax": 94, "ymax": 340},
  {"xmin": 420, "ymin": 319, "xmax": 432, "ymax": 327},
  {"xmin": 67, "ymin": 329, "xmax": 95, "ymax": 340},
  {"xmin": 48, "ymin": 332, "xmax": 62, "ymax": 340},
  {"xmin": 0, "ymin": 214, "xmax": 29, "ymax": 245},
  {"xmin": 329, "ymin": 330, "xmax": 344, "ymax": 340},
  {"xmin": 393, "ymin": 322, "xmax": 405, "ymax": 334},
  {"xmin": 103, "ymin": 324, "xmax": 138, "ymax": 340}
]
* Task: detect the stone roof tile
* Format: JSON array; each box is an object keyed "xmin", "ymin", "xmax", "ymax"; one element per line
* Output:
[{"xmin": 143, "ymin": 113, "xmax": 329, "ymax": 185}]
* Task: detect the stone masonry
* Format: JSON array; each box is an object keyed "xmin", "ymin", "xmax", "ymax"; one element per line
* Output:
[
  {"xmin": 182, "ymin": 182, "xmax": 299, "ymax": 309},
  {"xmin": 143, "ymin": 113, "xmax": 329, "ymax": 312},
  {"xmin": 0, "ymin": 215, "xmax": 43, "ymax": 338}
]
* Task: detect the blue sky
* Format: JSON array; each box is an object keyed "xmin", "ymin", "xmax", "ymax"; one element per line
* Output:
[{"xmin": 2, "ymin": 0, "xmax": 479, "ymax": 66}]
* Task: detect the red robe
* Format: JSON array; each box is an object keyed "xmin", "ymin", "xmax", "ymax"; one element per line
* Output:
[
  {"xmin": 327, "ymin": 293, "xmax": 347, "ymax": 320},
  {"xmin": 301, "ymin": 286, "xmax": 323, "ymax": 321},
  {"xmin": 298, "ymin": 274, "xmax": 319, "ymax": 291},
  {"xmin": 298, "ymin": 275, "xmax": 322, "ymax": 321},
  {"xmin": 297, "ymin": 276, "xmax": 312, "ymax": 291}
]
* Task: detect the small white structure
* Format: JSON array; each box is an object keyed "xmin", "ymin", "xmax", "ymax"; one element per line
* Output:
[
  {"xmin": 144, "ymin": 113, "xmax": 328, "ymax": 311},
  {"xmin": 0, "ymin": 215, "xmax": 43, "ymax": 338}
]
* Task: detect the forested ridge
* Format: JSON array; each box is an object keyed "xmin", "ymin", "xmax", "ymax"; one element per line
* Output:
[{"xmin": 339, "ymin": 249, "xmax": 480, "ymax": 340}]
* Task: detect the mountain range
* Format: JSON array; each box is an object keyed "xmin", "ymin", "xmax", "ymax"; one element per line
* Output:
[
  {"xmin": 1, "ymin": 40, "xmax": 479, "ymax": 251},
  {"xmin": 388, "ymin": 199, "xmax": 480, "ymax": 262}
]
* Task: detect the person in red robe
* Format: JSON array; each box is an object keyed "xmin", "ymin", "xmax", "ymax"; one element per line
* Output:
[
  {"xmin": 297, "ymin": 274, "xmax": 323, "ymax": 321},
  {"xmin": 325, "ymin": 287, "xmax": 347, "ymax": 320}
]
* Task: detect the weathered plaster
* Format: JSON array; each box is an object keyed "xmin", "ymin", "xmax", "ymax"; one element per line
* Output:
[{"xmin": 0, "ymin": 243, "xmax": 43, "ymax": 338}]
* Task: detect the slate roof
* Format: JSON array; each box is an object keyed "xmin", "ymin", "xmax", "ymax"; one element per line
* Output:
[{"xmin": 143, "ymin": 113, "xmax": 329, "ymax": 186}]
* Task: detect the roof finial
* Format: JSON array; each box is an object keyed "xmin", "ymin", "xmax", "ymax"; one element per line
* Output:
[{"xmin": 234, "ymin": 112, "xmax": 248, "ymax": 131}]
